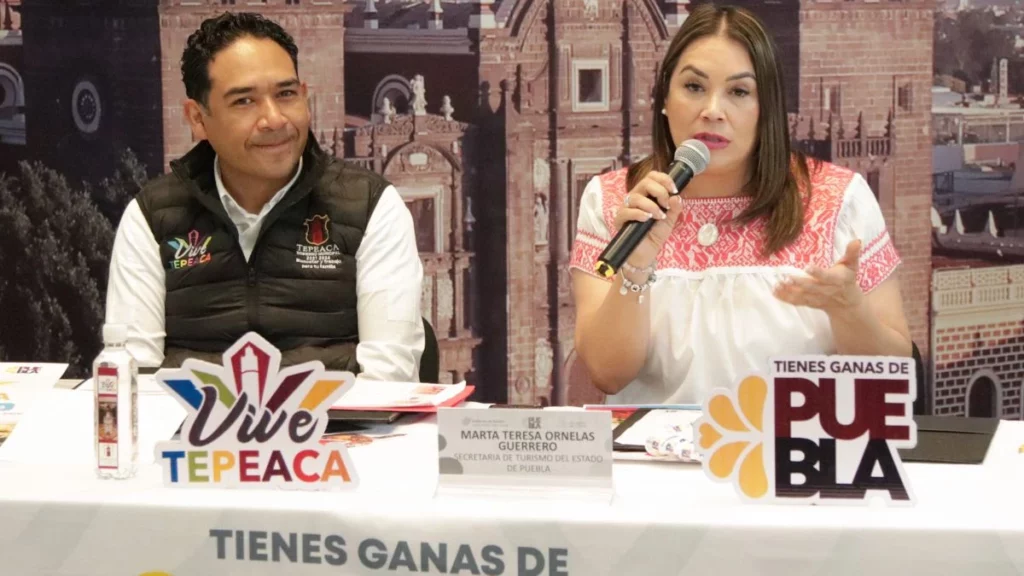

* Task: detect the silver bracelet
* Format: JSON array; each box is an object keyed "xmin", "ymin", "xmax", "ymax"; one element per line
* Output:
[
  {"xmin": 621, "ymin": 261, "xmax": 656, "ymax": 277},
  {"xmin": 619, "ymin": 269, "xmax": 657, "ymax": 304}
]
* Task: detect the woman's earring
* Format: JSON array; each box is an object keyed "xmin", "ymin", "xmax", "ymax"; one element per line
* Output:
[{"xmin": 661, "ymin": 108, "xmax": 667, "ymax": 116}]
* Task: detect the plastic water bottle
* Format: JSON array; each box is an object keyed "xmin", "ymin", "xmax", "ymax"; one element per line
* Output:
[{"xmin": 93, "ymin": 323, "xmax": 138, "ymax": 479}]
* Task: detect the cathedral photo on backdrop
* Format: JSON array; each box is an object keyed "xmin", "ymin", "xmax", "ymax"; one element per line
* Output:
[{"xmin": 0, "ymin": 0, "xmax": 1021, "ymax": 416}]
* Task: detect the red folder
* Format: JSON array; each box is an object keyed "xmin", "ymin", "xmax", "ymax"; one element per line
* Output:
[{"xmin": 328, "ymin": 385, "xmax": 475, "ymax": 414}]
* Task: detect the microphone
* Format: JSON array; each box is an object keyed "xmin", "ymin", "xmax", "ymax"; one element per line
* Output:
[{"xmin": 594, "ymin": 140, "xmax": 711, "ymax": 278}]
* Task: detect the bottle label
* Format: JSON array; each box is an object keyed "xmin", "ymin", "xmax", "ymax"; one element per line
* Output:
[
  {"xmin": 97, "ymin": 366, "xmax": 119, "ymax": 470},
  {"xmin": 97, "ymin": 367, "xmax": 118, "ymax": 395}
]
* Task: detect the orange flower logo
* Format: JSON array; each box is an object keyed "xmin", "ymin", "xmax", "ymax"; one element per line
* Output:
[{"xmin": 696, "ymin": 375, "xmax": 771, "ymax": 500}]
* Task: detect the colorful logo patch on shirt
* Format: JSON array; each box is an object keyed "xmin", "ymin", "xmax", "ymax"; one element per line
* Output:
[
  {"xmin": 167, "ymin": 230, "xmax": 213, "ymax": 269},
  {"xmin": 297, "ymin": 214, "xmax": 341, "ymax": 270}
]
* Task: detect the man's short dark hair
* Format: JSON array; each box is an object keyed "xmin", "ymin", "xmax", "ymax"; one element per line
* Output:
[{"xmin": 181, "ymin": 12, "xmax": 299, "ymax": 107}]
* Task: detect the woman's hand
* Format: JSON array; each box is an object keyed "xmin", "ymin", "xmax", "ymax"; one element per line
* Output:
[
  {"xmin": 773, "ymin": 240, "xmax": 866, "ymax": 320},
  {"xmin": 775, "ymin": 239, "xmax": 913, "ymax": 357},
  {"xmin": 612, "ymin": 171, "xmax": 685, "ymax": 268}
]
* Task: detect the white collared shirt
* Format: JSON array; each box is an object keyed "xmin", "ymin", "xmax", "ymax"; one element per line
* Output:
[
  {"xmin": 214, "ymin": 155, "xmax": 301, "ymax": 260},
  {"xmin": 105, "ymin": 155, "xmax": 425, "ymax": 381}
]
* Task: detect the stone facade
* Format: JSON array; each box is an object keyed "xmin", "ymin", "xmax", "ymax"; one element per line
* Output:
[
  {"xmin": 0, "ymin": 0, "xmax": 24, "ymax": 166},
  {"xmin": 345, "ymin": 111, "xmax": 482, "ymax": 385},
  {"xmin": 931, "ymin": 265, "xmax": 1024, "ymax": 418}
]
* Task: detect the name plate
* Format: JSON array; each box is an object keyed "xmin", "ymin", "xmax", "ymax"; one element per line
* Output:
[{"xmin": 436, "ymin": 408, "xmax": 613, "ymax": 499}]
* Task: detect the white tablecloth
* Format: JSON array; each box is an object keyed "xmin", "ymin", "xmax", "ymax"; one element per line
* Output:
[{"xmin": 2, "ymin": 414, "xmax": 1024, "ymax": 576}]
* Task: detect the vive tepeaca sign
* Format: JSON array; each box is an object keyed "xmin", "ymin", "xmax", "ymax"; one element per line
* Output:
[
  {"xmin": 154, "ymin": 333, "xmax": 358, "ymax": 490},
  {"xmin": 695, "ymin": 355, "xmax": 917, "ymax": 505}
]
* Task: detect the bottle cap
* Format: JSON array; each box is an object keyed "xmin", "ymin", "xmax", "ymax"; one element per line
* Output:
[{"xmin": 102, "ymin": 324, "xmax": 128, "ymax": 345}]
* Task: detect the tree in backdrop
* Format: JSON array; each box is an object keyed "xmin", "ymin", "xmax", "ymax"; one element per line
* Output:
[
  {"xmin": 935, "ymin": 8, "xmax": 1017, "ymax": 90},
  {"xmin": 0, "ymin": 151, "xmax": 146, "ymax": 376},
  {"xmin": 92, "ymin": 150, "xmax": 149, "ymax": 226}
]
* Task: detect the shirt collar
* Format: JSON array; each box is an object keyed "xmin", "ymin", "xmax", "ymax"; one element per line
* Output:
[{"xmin": 214, "ymin": 154, "xmax": 304, "ymax": 222}]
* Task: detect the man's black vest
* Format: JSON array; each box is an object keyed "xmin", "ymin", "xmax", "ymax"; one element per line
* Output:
[{"xmin": 136, "ymin": 135, "xmax": 388, "ymax": 371}]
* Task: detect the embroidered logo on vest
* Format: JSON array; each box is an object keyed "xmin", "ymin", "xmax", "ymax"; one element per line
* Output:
[
  {"xmin": 168, "ymin": 230, "xmax": 213, "ymax": 269},
  {"xmin": 305, "ymin": 214, "xmax": 330, "ymax": 246},
  {"xmin": 297, "ymin": 214, "xmax": 342, "ymax": 270}
]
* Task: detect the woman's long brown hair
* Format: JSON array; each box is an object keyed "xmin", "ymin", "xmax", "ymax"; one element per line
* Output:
[{"xmin": 627, "ymin": 4, "xmax": 810, "ymax": 256}]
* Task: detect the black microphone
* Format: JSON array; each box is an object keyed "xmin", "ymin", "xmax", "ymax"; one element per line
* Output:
[{"xmin": 594, "ymin": 140, "xmax": 711, "ymax": 278}]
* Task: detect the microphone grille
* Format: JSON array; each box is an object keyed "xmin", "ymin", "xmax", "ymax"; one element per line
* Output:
[{"xmin": 674, "ymin": 140, "xmax": 710, "ymax": 174}]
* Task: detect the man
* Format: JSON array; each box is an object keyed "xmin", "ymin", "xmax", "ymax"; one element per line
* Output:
[{"xmin": 105, "ymin": 12, "xmax": 425, "ymax": 381}]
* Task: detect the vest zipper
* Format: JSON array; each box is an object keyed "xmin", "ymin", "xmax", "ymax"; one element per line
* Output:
[{"xmin": 246, "ymin": 264, "xmax": 259, "ymax": 331}]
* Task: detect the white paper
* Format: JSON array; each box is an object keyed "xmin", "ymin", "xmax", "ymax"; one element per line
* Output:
[
  {"xmin": 0, "ymin": 386, "xmax": 186, "ymax": 466},
  {"xmin": 0, "ymin": 383, "xmax": 52, "ymax": 424},
  {"xmin": 332, "ymin": 379, "xmax": 466, "ymax": 409},
  {"xmin": 0, "ymin": 365, "xmax": 69, "ymax": 447},
  {"xmin": 0, "ymin": 362, "xmax": 68, "ymax": 384},
  {"xmin": 0, "ymin": 362, "xmax": 69, "ymax": 423},
  {"xmin": 615, "ymin": 408, "xmax": 702, "ymax": 447}
]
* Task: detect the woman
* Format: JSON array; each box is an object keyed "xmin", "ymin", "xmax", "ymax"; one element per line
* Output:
[{"xmin": 570, "ymin": 5, "xmax": 912, "ymax": 405}]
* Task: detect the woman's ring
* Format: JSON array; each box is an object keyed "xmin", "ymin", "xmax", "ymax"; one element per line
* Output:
[{"xmin": 624, "ymin": 195, "xmax": 631, "ymax": 208}]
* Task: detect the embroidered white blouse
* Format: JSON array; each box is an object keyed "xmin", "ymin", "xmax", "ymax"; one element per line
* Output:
[{"xmin": 569, "ymin": 161, "xmax": 901, "ymax": 405}]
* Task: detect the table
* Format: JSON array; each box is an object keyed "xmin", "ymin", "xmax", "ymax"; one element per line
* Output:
[{"xmin": 2, "ymin": 411, "xmax": 1024, "ymax": 575}]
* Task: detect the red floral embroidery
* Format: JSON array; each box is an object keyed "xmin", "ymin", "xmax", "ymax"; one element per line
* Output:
[
  {"xmin": 569, "ymin": 231, "xmax": 606, "ymax": 276},
  {"xmin": 569, "ymin": 160, "xmax": 901, "ymax": 293},
  {"xmin": 861, "ymin": 228, "xmax": 888, "ymax": 256},
  {"xmin": 858, "ymin": 231, "xmax": 899, "ymax": 293},
  {"xmin": 599, "ymin": 163, "xmax": 845, "ymax": 270}
]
